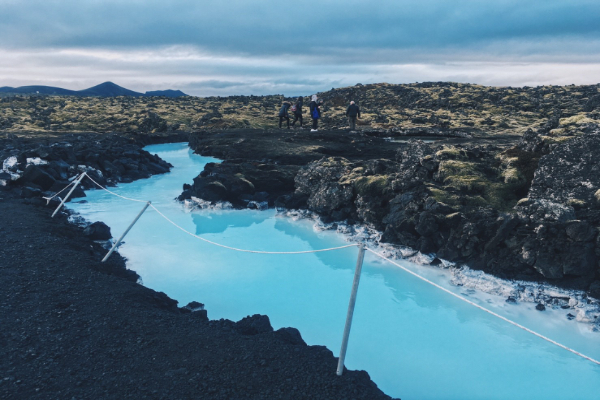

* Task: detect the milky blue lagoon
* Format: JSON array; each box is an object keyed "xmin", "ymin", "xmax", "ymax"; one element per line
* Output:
[{"xmin": 68, "ymin": 143, "xmax": 600, "ymax": 400}]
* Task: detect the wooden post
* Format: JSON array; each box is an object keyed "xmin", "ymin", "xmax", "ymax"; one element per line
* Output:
[
  {"xmin": 51, "ymin": 172, "xmax": 86, "ymax": 218},
  {"xmin": 336, "ymin": 243, "xmax": 366, "ymax": 376},
  {"xmin": 101, "ymin": 201, "xmax": 151, "ymax": 262}
]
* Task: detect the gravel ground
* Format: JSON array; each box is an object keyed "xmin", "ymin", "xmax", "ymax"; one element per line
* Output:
[{"xmin": 0, "ymin": 188, "xmax": 396, "ymax": 400}]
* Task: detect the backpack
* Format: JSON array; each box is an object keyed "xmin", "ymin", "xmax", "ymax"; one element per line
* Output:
[{"xmin": 311, "ymin": 105, "xmax": 320, "ymax": 119}]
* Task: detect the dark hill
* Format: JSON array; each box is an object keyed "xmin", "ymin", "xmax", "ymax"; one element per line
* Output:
[
  {"xmin": 0, "ymin": 82, "xmax": 186, "ymax": 97},
  {"xmin": 145, "ymin": 89, "xmax": 187, "ymax": 97},
  {"xmin": 78, "ymin": 81, "xmax": 143, "ymax": 97},
  {"xmin": 0, "ymin": 85, "xmax": 77, "ymax": 96}
]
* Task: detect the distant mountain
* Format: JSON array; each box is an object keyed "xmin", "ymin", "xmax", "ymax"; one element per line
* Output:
[
  {"xmin": 145, "ymin": 89, "xmax": 188, "ymax": 97},
  {"xmin": 78, "ymin": 82, "xmax": 143, "ymax": 97},
  {"xmin": 0, "ymin": 82, "xmax": 188, "ymax": 97},
  {"xmin": 0, "ymin": 85, "xmax": 77, "ymax": 96}
]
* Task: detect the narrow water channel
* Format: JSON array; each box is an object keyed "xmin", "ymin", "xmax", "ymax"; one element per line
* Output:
[{"xmin": 68, "ymin": 143, "xmax": 600, "ymax": 400}]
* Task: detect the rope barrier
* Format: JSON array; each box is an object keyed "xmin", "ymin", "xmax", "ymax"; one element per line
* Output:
[
  {"xmin": 148, "ymin": 203, "xmax": 358, "ymax": 254},
  {"xmin": 42, "ymin": 172, "xmax": 82, "ymax": 204},
  {"xmin": 366, "ymin": 248, "xmax": 600, "ymax": 366},
  {"xmin": 83, "ymin": 174, "xmax": 358, "ymax": 254},
  {"xmin": 85, "ymin": 174, "xmax": 148, "ymax": 203},
  {"xmin": 43, "ymin": 175, "xmax": 600, "ymax": 366}
]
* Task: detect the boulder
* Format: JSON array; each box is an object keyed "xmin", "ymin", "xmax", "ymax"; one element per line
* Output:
[
  {"xmin": 235, "ymin": 314, "xmax": 273, "ymax": 335},
  {"xmin": 83, "ymin": 221, "xmax": 112, "ymax": 240},
  {"xmin": 275, "ymin": 327, "xmax": 306, "ymax": 345},
  {"xmin": 294, "ymin": 157, "xmax": 355, "ymax": 216},
  {"xmin": 17, "ymin": 165, "xmax": 56, "ymax": 191},
  {"xmin": 20, "ymin": 186, "xmax": 42, "ymax": 198},
  {"xmin": 528, "ymin": 133, "xmax": 600, "ymax": 204}
]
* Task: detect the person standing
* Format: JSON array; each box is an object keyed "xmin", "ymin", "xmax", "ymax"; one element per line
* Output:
[
  {"xmin": 279, "ymin": 101, "xmax": 291, "ymax": 129},
  {"xmin": 309, "ymin": 95, "xmax": 321, "ymax": 131},
  {"xmin": 346, "ymin": 101, "xmax": 360, "ymax": 131},
  {"xmin": 291, "ymin": 96, "xmax": 303, "ymax": 127}
]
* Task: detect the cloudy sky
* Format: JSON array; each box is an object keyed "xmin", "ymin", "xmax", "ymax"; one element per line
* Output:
[{"xmin": 1, "ymin": 0, "xmax": 600, "ymax": 96}]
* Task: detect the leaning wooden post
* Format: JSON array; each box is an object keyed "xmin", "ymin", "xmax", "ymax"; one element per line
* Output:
[
  {"xmin": 336, "ymin": 243, "xmax": 366, "ymax": 376},
  {"xmin": 51, "ymin": 172, "xmax": 86, "ymax": 218},
  {"xmin": 101, "ymin": 201, "xmax": 151, "ymax": 262}
]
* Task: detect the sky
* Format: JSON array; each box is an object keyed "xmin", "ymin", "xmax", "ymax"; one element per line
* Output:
[{"xmin": 1, "ymin": 0, "xmax": 600, "ymax": 96}]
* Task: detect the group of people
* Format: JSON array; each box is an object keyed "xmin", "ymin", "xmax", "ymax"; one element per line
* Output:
[{"xmin": 278, "ymin": 95, "xmax": 360, "ymax": 132}]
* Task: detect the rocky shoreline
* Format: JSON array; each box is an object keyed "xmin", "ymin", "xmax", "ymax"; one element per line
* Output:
[
  {"xmin": 272, "ymin": 209, "xmax": 600, "ymax": 331},
  {"xmin": 181, "ymin": 127, "xmax": 600, "ymax": 316},
  {"xmin": 1, "ymin": 132, "xmax": 395, "ymax": 399}
]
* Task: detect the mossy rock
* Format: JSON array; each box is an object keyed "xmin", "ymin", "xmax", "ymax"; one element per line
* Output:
[
  {"xmin": 435, "ymin": 145, "xmax": 467, "ymax": 160},
  {"xmin": 352, "ymin": 175, "xmax": 390, "ymax": 196}
]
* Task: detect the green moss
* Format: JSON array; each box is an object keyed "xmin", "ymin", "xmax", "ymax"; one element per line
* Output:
[
  {"xmin": 540, "ymin": 135, "xmax": 576, "ymax": 144},
  {"xmin": 567, "ymin": 198, "xmax": 586, "ymax": 208},
  {"xmin": 559, "ymin": 114, "xmax": 595, "ymax": 126},
  {"xmin": 502, "ymin": 166, "xmax": 525, "ymax": 184},
  {"xmin": 428, "ymin": 187, "xmax": 488, "ymax": 208},
  {"xmin": 353, "ymin": 175, "xmax": 390, "ymax": 196},
  {"xmin": 320, "ymin": 157, "xmax": 351, "ymax": 168},
  {"xmin": 435, "ymin": 146, "xmax": 466, "ymax": 160}
]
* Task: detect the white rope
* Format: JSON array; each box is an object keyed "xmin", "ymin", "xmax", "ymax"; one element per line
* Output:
[
  {"xmin": 84, "ymin": 174, "xmax": 148, "ymax": 203},
  {"xmin": 149, "ymin": 203, "xmax": 358, "ymax": 254},
  {"xmin": 42, "ymin": 172, "xmax": 82, "ymax": 204},
  {"xmin": 49, "ymin": 172, "xmax": 600, "ymax": 365},
  {"xmin": 366, "ymin": 248, "xmax": 600, "ymax": 366},
  {"xmin": 75, "ymin": 175, "xmax": 357, "ymax": 254},
  {"xmin": 43, "ymin": 172, "xmax": 85, "ymax": 204}
]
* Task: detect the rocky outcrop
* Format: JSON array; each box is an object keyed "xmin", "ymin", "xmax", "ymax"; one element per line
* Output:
[
  {"xmin": 528, "ymin": 132, "xmax": 600, "ymax": 204},
  {"xmin": 1, "ymin": 134, "xmax": 173, "ymax": 197},
  {"xmin": 275, "ymin": 136, "xmax": 600, "ymax": 294},
  {"xmin": 83, "ymin": 221, "xmax": 112, "ymax": 240},
  {"xmin": 181, "ymin": 125, "xmax": 600, "ymax": 294},
  {"xmin": 179, "ymin": 160, "xmax": 300, "ymax": 207}
]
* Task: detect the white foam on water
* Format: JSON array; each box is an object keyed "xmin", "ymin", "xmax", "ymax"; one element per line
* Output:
[{"xmin": 67, "ymin": 143, "xmax": 600, "ymax": 400}]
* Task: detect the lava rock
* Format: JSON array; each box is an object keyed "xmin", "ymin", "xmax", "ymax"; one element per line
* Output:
[
  {"xmin": 275, "ymin": 327, "xmax": 306, "ymax": 346},
  {"xmin": 17, "ymin": 165, "xmax": 56, "ymax": 191},
  {"xmin": 20, "ymin": 186, "xmax": 42, "ymax": 198},
  {"xmin": 528, "ymin": 133, "xmax": 600, "ymax": 204},
  {"xmin": 235, "ymin": 314, "xmax": 273, "ymax": 335},
  {"xmin": 83, "ymin": 221, "xmax": 112, "ymax": 240}
]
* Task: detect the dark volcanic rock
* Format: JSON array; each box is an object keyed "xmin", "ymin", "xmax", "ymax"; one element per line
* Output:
[
  {"xmin": 235, "ymin": 314, "xmax": 274, "ymax": 335},
  {"xmin": 2, "ymin": 133, "xmax": 174, "ymax": 196},
  {"xmin": 17, "ymin": 164, "xmax": 56, "ymax": 190},
  {"xmin": 183, "ymin": 128, "xmax": 600, "ymax": 295},
  {"xmin": 528, "ymin": 133, "xmax": 600, "ymax": 204},
  {"xmin": 83, "ymin": 221, "xmax": 112, "ymax": 240},
  {"xmin": 183, "ymin": 161, "xmax": 299, "ymax": 207},
  {"xmin": 295, "ymin": 158, "xmax": 355, "ymax": 218}
]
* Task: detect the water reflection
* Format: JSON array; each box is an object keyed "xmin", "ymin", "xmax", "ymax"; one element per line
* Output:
[{"xmin": 192, "ymin": 212, "xmax": 265, "ymax": 235}]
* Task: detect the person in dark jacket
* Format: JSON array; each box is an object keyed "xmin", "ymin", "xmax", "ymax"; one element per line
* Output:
[
  {"xmin": 346, "ymin": 101, "xmax": 360, "ymax": 131},
  {"xmin": 291, "ymin": 96, "xmax": 303, "ymax": 127},
  {"xmin": 278, "ymin": 101, "xmax": 291, "ymax": 129},
  {"xmin": 309, "ymin": 95, "xmax": 321, "ymax": 131}
]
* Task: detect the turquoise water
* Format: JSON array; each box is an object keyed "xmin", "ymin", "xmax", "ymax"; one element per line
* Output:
[{"xmin": 68, "ymin": 143, "xmax": 600, "ymax": 400}]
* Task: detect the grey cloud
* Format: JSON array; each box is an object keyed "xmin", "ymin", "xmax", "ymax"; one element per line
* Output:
[
  {"xmin": 1, "ymin": 0, "xmax": 599, "ymax": 59},
  {"xmin": 2, "ymin": 1, "xmax": 600, "ymax": 95}
]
